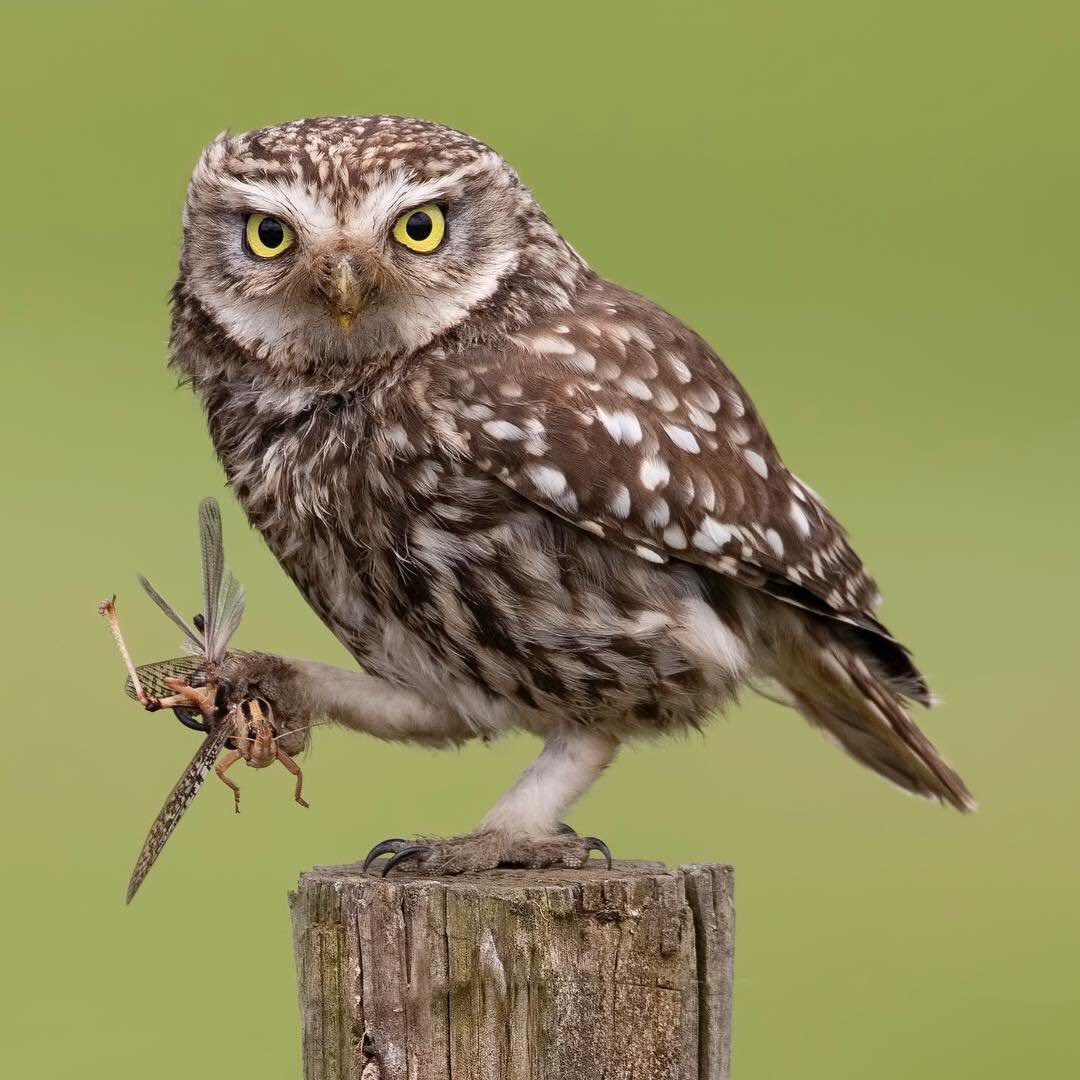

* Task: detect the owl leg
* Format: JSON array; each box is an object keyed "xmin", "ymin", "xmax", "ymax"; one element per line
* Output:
[
  {"xmin": 367, "ymin": 730, "xmax": 619, "ymax": 875},
  {"xmin": 288, "ymin": 659, "xmax": 474, "ymax": 746}
]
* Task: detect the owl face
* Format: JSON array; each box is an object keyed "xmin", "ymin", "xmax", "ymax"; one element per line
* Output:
[{"xmin": 177, "ymin": 117, "xmax": 553, "ymax": 377}]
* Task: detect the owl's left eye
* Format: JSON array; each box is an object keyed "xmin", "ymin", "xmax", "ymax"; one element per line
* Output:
[
  {"xmin": 392, "ymin": 203, "xmax": 446, "ymax": 254},
  {"xmin": 244, "ymin": 213, "xmax": 296, "ymax": 259}
]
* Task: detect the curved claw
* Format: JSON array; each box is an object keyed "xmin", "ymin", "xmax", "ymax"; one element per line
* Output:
[
  {"xmin": 173, "ymin": 706, "xmax": 210, "ymax": 733},
  {"xmin": 381, "ymin": 845, "xmax": 430, "ymax": 877},
  {"xmin": 582, "ymin": 836, "xmax": 613, "ymax": 870},
  {"xmin": 361, "ymin": 838, "xmax": 409, "ymax": 872}
]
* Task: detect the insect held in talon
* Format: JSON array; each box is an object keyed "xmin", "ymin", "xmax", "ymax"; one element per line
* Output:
[{"xmin": 99, "ymin": 497, "xmax": 318, "ymax": 902}]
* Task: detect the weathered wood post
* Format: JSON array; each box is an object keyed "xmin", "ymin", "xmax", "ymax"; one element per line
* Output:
[{"xmin": 290, "ymin": 860, "xmax": 734, "ymax": 1079}]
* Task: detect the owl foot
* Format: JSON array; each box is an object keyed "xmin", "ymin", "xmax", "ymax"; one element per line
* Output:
[{"xmin": 362, "ymin": 830, "xmax": 612, "ymax": 876}]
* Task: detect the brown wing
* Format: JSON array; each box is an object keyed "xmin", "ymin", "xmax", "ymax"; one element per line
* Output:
[
  {"xmin": 125, "ymin": 722, "xmax": 231, "ymax": 903},
  {"xmin": 124, "ymin": 655, "xmax": 209, "ymax": 701},
  {"xmin": 421, "ymin": 280, "xmax": 923, "ymax": 693}
]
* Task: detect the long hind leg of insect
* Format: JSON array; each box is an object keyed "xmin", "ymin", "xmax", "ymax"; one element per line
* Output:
[
  {"xmin": 275, "ymin": 748, "xmax": 310, "ymax": 808},
  {"xmin": 155, "ymin": 676, "xmax": 216, "ymax": 719},
  {"xmin": 215, "ymin": 750, "xmax": 243, "ymax": 812},
  {"xmin": 98, "ymin": 597, "xmax": 150, "ymax": 705}
]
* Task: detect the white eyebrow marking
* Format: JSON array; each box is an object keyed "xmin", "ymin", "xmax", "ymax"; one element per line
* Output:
[
  {"xmin": 357, "ymin": 159, "xmax": 489, "ymax": 227},
  {"xmin": 220, "ymin": 177, "xmax": 338, "ymax": 238}
]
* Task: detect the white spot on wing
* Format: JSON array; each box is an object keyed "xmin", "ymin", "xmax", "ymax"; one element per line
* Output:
[
  {"xmin": 692, "ymin": 517, "xmax": 733, "ymax": 553},
  {"xmin": 530, "ymin": 333, "xmax": 576, "ymax": 355},
  {"xmin": 743, "ymin": 449, "xmax": 769, "ymax": 478},
  {"xmin": 663, "ymin": 524, "xmax": 688, "ymax": 549},
  {"xmin": 663, "ymin": 424, "xmax": 700, "ymax": 453},
  {"xmin": 635, "ymin": 544, "xmax": 666, "ymax": 564},
  {"xmin": 482, "ymin": 420, "xmax": 527, "ymax": 441},
  {"xmin": 645, "ymin": 499, "xmax": 671, "ymax": 528},
  {"xmin": 789, "ymin": 501, "xmax": 811, "ymax": 537},
  {"xmin": 764, "ymin": 528, "xmax": 784, "ymax": 557},
  {"xmin": 621, "ymin": 377, "xmax": 653, "ymax": 401},
  {"xmin": 609, "ymin": 484, "xmax": 632, "ymax": 519},
  {"xmin": 525, "ymin": 464, "xmax": 577, "ymax": 511},
  {"xmin": 667, "ymin": 353, "xmax": 692, "ymax": 383},
  {"xmin": 639, "ymin": 457, "xmax": 671, "ymax": 490},
  {"xmin": 596, "ymin": 407, "xmax": 643, "ymax": 445}
]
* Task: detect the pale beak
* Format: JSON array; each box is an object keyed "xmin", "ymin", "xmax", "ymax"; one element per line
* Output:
[{"xmin": 329, "ymin": 258, "xmax": 365, "ymax": 334}]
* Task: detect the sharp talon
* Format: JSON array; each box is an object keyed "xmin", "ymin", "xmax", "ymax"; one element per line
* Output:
[
  {"xmin": 362, "ymin": 838, "xmax": 409, "ymax": 872},
  {"xmin": 381, "ymin": 846, "xmax": 429, "ymax": 877},
  {"xmin": 556, "ymin": 821, "xmax": 577, "ymax": 836},
  {"xmin": 174, "ymin": 706, "xmax": 209, "ymax": 733},
  {"xmin": 583, "ymin": 836, "xmax": 613, "ymax": 870},
  {"xmin": 296, "ymin": 796, "xmax": 310, "ymax": 809}
]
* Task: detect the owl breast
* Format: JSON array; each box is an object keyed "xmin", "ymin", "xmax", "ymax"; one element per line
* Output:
[{"xmin": 204, "ymin": 380, "xmax": 741, "ymax": 738}]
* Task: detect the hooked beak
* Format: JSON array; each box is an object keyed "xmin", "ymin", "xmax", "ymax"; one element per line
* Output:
[{"xmin": 328, "ymin": 258, "xmax": 366, "ymax": 334}]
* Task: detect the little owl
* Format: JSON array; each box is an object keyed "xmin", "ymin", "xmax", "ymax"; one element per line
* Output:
[{"xmin": 168, "ymin": 116, "xmax": 973, "ymax": 874}]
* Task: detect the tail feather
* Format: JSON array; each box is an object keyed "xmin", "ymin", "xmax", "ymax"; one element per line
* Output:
[{"xmin": 779, "ymin": 627, "xmax": 975, "ymax": 812}]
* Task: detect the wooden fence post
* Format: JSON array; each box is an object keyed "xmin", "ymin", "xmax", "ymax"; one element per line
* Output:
[{"xmin": 290, "ymin": 860, "xmax": 734, "ymax": 1079}]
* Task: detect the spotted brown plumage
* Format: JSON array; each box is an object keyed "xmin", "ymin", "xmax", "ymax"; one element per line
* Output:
[{"xmin": 165, "ymin": 115, "xmax": 973, "ymax": 875}]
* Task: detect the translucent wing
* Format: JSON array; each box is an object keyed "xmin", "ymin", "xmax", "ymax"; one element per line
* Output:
[
  {"xmin": 199, "ymin": 497, "xmax": 225, "ymax": 643},
  {"xmin": 125, "ymin": 722, "xmax": 232, "ymax": 904},
  {"xmin": 198, "ymin": 498, "xmax": 245, "ymax": 664},
  {"xmin": 137, "ymin": 574, "xmax": 203, "ymax": 651}
]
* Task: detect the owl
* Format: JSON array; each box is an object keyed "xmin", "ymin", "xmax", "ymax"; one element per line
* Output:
[{"xmin": 168, "ymin": 116, "xmax": 973, "ymax": 873}]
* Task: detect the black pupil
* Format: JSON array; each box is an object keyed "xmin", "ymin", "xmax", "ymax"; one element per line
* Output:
[
  {"xmin": 257, "ymin": 216, "xmax": 285, "ymax": 248},
  {"xmin": 405, "ymin": 211, "xmax": 433, "ymax": 241}
]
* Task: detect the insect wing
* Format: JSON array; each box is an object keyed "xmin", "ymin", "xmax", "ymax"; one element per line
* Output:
[
  {"xmin": 137, "ymin": 573, "xmax": 203, "ymax": 651},
  {"xmin": 123, "ymin": 655, "xmax": 208, "ymax": 702},
  {"xmin": 198, "ymin": 498, "xmax": 245, "ymax": 664},
  {"xmin": 125, "ymin": 723, "xmax": 232, "ymax": 903},
  {"xmin": 198, "ymin": 497, "xmax": 225, "ymax": 639}
]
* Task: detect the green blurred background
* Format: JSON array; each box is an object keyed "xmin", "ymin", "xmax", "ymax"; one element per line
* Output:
[{"xmin": 3, "ymin": 2, "xmax": 1077, "ymax": 1076}]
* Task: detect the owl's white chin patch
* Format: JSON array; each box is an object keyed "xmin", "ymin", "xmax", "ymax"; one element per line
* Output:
[
  {"xmin": 195, "ymin": 285, "xmax": 307, "ymax": 363},
  {"xmin": 193, "ymin": 246, "xmax": 518, "ymax": 371}
]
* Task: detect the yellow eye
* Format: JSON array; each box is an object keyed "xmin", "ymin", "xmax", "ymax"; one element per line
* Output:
[
  {"xmin": 245, "ymin": 213, "xmax": 296, "ymax": 259},
  {"xmin": 392, "ymin": 203, "xmax": 446, "ymax": 253}
]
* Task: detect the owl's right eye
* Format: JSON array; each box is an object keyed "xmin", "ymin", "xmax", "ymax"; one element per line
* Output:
[{"xmin": 244, "ymin": 213, "xmax": 296, "ymax": 259}]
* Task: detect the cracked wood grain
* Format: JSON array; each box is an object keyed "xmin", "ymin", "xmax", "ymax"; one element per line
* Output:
[{"xmin": 290, "ymin": 861, "xmax": 734, "ymax": 1080}]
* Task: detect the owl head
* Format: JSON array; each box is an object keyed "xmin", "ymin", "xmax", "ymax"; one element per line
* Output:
[{"xmin": 172, "ymin": 116, "xmax": 583, "ymax": 386}]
